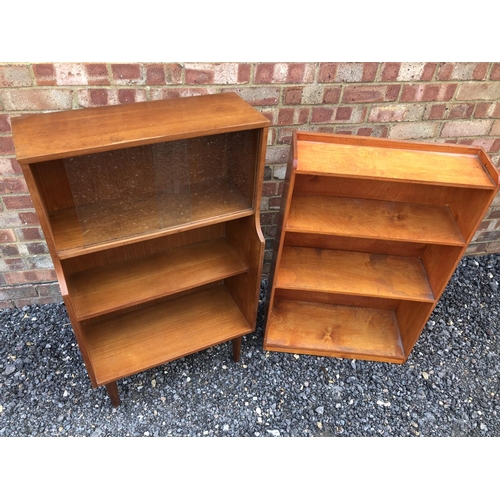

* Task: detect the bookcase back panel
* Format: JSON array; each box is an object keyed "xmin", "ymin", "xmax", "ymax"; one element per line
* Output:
[{"xmin": 294, "ymin": 174, "xmax": 467, "ymax": 207}]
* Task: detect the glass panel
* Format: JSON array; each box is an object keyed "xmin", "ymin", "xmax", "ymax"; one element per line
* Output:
[
  {"xmin": 64, "ymin": 145, "xmax": 159, "ymax": 246},
  {"xmin": 63, "ymin": 129, "xmax": 258, "ymax": 249},
  {"xmin": 153, "ymin": 141, "xmax": 192, "ymax": 229}
]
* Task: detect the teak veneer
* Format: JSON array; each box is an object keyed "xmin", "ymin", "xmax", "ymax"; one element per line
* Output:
[
  {"xmin": 264, "ymin": 131, "xmax": 500, "ymax": 364},
  {"xmin": 11, "ymin": 93, "xmax": 269, "ymax": 406}
]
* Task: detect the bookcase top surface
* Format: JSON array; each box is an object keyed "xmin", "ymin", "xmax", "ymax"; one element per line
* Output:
[
  {"xmin": 11, "ymin": 93, "xmax": 270, "ymax": 163},
  {"xmin": 294, "ymin": 132, "xmax": 499, "ymax": 189}
]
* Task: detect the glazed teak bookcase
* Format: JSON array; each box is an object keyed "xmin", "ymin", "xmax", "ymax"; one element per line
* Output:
[
  {"xmin": 11, "ymin": 93, "xmax": 269, "ymax": 406},
  {"xmin": 264, "ymin": 131, "xmax": 499, "ymax": 364}
]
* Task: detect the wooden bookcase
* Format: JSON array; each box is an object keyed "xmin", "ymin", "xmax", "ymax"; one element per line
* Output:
[
  {"xmin": 11, "ymin": 93, "xmax": 269, "ymax": 406},
  {"xmin": 264, "ymin": 131, "xmax": 499, "ymax": 364}
]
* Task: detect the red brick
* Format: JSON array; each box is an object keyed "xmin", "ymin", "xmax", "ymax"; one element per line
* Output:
[
  {"xmin": 0, "ymin": 229, "xmax": 16, "ymax": 242},
  {"xmin": 262, "ymin": 181, "xmax": 279, "ymax": 196},
  {"xmin": 1, "ymin": 244, "xmax": 19, "ymax": 256},
  {"xmin": 118, "ymin": 89, "xmax": 136, "ymax": 104},
  {"xmin": 19, "ymin": 211, "xmax": 39, "ymax": 225},
  {"xmin": 284, "ymin": 88, "xmax": 303, "ymax": 105},
  {"xmin": 490, "ymin": 139, "xmax": 500, "ymax": 153},
  {"xmin": 278, "ymin": 108, "xmax": 295, "ymax": 126},
  {"xmin": 4, "ymin": 258, "xmax": 24, "ymax": 271},
  {"xmin": 0, "ymin": 114, "xmax": 11, "ymax": 133},
  {"xmin": 474, "ymin": 102, "xmax": 494, "ymax": 118},
  {"xmin": 33, "ymin": 64, "xmax": 56, "ymax": 85},
  {"xmin": 5, "ymin": 269, "xmax": 57, "ymax": 285},
  {"xmin": 268, "ymin": 196, "xmax": 282, "ymax": 210},
  {"xmin": 2, "ymin": 177, "xmax": 27, "ymax": 193},
  {"xmin": 473, "ymin": 63, "xmax": 489, "ymax": 80},
  {"xmin": 401, "ymin": 84, "xmax": 456, "ymax": 102},
  {"xmin": 311, "ymin": 107, "xmax": 334, "ymax": 123},
  {"xmin": 343, "ymin": 85, "xmax": 400, "ymax": 103},
  {"xmin": 0, "ymin": 136, "xmax": 14, "ymax": 155},
  {"xmin": 111, "ymin": 64, "xmax": 143, "ymax": 84},
  {"xmin": 437, "ymin": 63, "xmax": 454, "ymax": 80},
  {"xmin": 362, "ymin": 63, "xmax": 378, "ymax": 82},
  {"xmin": 323, "ymin": 87, "xmax": 341, "ymax": 104},
  {"xmin": 287, "ymin": 63, "xmax": 307, "ymax": 83},
  {"xmin": 426, "ymin": 103, "xmax": 447, "ymax": 120},
  {"xmin": 254, "ymin": 63, "xmax": 274, "ymax": 84},
  {"xmin": 448, "ymin": 103, "xmax": 474, "ymax": 119},
  {"xmin": 421, "ymin": 63, "xmax": 438, "ymax": 81},
  {"xmin": 318, "ymin": 63, "xmax": 338, "ymax": 83},
  {"xmin": 146, "ymin": 64, "xmax": 166, "ymax": 85},
  {"xmin": 85, "ymin": 63, "xmax": 109, "ymax": 84},
  {"xmin": 26, "ymin": 242, "xmax": 49, "ymax": 254},
  {"xmin": 491, "ymin": 63, "xmax": 500, "ymax": 80},
  {"xmin": 2, "ymin": 195, "xmax": 33, "ymax": 210},
  {"xmin": 298, "ymin": 108, "xmax": 310, "ymax": 123},
  {"xmin": 238, "ymin": 64, "xmax": 251, "ymax": 84},
  {"xmin": 185, "ymin": 68, "xmax": 214, "ymax": 85},
  {"xmin": 336, "ymin": 107, "xmax": 352, "ymax": 120},
  {"xmin": 0, "ymin": 65, "xmax": 32, "ymax": 87},
  {"xmin": 17, "ymin": 227, "xmax": 44, "ymax": 241},
  {"xmin": 259, "ymin": 109, "xmax": 275, "ymax": 125},
  {"xmin": 90, "ymin": 89, "xmax": 108, "ymax": 106},
  {"xmin": 381, "ymin": 63, "xmax": 401, "ymax": 81}
]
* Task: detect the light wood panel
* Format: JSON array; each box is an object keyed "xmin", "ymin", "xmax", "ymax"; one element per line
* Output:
[
  {"xmin": 287, "ymin": 195, "xmax": 464, "ymax": 246},
  {"xmin": 297, "ymin": 140, "xmax": 494, "ymax": 188},
  {"xmin": 84, "ymin": 284, "xmax": 252, "ymax": 386},
  {"xmin": 68, "ymin": 238, "xmax": 248, "ymax": 320},
  {"xmin": 276, "ymin": 246, "xmax": 435, "ymax": 302},
  {"xmin": 266, "ymin": 299, "xmax": 405, "ymax": 362},
  {"xmin": 11, "ymin": 93, "xmax": 269, "ymax": 163}
]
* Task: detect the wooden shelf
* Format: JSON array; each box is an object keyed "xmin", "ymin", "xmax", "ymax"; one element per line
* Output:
[
  {"xmin": 266, "ymin": 298, "xmax": 405, "ymax": 363},
  {"xmin": 287, "ymin": 195, "xmax": 465, "ymax": 246},
  {"xmin": 12, "ymin": 93, "xmax": 269, "ymax": 406},
  {"xmin": 68, "ymin": 238, "xmax": 248, "ymax": 320},
  {"xmin": 297, "ymin": 138, "xmax": 495, "ymax": 188},
  {"xmin": 84, "ymin": 284, "xmax": 252, "ymax": 386},
  {"xmin": 51, "ymin": 179, "xmax": 253, "ymax": 259},
  {"xmin": 264, "ymin": 131, "xmax": 499, "ymax": 363},
  {"xmin": 276, "ymin": 246, "xmax": 435, "ymax": 303}
]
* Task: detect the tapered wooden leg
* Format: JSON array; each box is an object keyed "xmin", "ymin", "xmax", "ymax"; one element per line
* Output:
[
  {"xmin": 232, "ymin": 336, "xmax": 242, "ymax": 362},
  {"xmin": 105, "ymin": 381, "xmax": 120, "ymax": 407}
]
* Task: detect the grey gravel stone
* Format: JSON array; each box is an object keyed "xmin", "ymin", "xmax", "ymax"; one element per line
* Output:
[{"xmin": 0, "ymin": 253, "xmax": 499, "ymax": 437}]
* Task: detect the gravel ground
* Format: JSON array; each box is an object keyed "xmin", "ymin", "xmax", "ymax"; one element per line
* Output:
[{"xmin": 1, "ymin": 253, "xmax": 499, "ymax": 437}]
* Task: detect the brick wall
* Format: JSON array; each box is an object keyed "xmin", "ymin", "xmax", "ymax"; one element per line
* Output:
[{"xmin": 1, "ymin": 62, "xmax": 500, "ymax": 308}]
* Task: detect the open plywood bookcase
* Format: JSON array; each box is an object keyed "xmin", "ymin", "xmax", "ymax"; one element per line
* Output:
[
  {"xmin": 264, "ymin": 131, "xmax": 499, "ymax": 364},
  {"xmin": 11, "ymin": 93, "xmax": 269, "ymax": 406}
]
